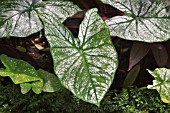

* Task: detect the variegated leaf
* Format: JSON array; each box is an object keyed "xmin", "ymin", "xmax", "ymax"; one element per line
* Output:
[
  {"xmin": 40, "ymin": 8, "xmax": 118, "ymax": 106},
  {"xmin": 101, "ymin": 0, "xmax": 170, "ymax": 42},
  {"xmin": 147, "ymin": 68, "xmax": 170, "ymax": 103},
  {"xmin": 0, "ymin": 0, "xmax": 81, "ymax": 37}
]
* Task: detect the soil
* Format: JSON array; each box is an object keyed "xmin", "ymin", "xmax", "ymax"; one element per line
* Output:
[{"xmin": 0, "ymin": 32, "xmax": 53, "ymax": 72}]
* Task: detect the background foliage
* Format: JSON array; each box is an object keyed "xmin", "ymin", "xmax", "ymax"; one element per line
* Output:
[
  {"xmin": 1, "ymin": 77, "xmax": 170, "ymax": 113},
  {"xmin": 0, "ymin": 0, "xmax": 170, "ymax": 111}
]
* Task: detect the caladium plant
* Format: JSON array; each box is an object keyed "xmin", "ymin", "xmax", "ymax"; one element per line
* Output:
[
  {"xmin": 101, "ymin": 0, "xmax": 170, "ymax": 42},
  {"xmin": 147, "ymin": 68, "xmax": 170, "ymax": 103},
  {"xmin": 0, "ymin": 54, "xmax": 63, "ymax": 94},
  {"xmin": 0, "ymin": 0, "xmax": 81, "ymax": 38},
  {"xmin": 40, "ymin": 8, "xmax": 118, "ymax": 106},
  {"xmin": 0, "ymin": 0, "xmax": 170, "ymax": 107}
]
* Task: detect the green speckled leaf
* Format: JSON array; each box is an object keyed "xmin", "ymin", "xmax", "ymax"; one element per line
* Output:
[
  {"xmin": 0, "ymin": 0, "xmax": 80, "ymax": 38},
  {"xmin": 32, "ymin": 80, "xmax": 43, "ymax": 94},
  {"xmin": 37, "ymin": 69, "xmax": 63, "ymax": 92},
  {"xmin": 0, "ymin": 54, "xmax": 63, "ymax": 94},
  {"xmin": 20, "ymin": 83, "xmax": 32, "ymax": 94},
  {"xmin": 101, "ymin": 0, "xmax": 170, "ymax": 42},
  {"xmin": 0, "ymin": 54, "xmax": 40, "ymax": 84},
  {"xmin": 0, "ymin": 69, "xmax": 10, "ymax": 77},
  {"xmin": 147, "ymin": 68, "xmax": 170, "ymax": 103},
  {"xmin": 0, "ymin": 54, "xmax": 43, "ymax": 94},
  {"xmin": 41, "ymin": 8, "xmax": 118, "ymax": 106}
]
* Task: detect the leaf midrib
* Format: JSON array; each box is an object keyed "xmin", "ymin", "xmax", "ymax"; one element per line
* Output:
[{"xmin": 81, "ymin": 50, "xmax": 98, "ymax": 103}]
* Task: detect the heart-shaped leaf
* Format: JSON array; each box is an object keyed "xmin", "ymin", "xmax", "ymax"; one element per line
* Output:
[
  {"xmin": 40, "ymin": 8, "xmax": 118, "ymax": 106},
  {"xmin": 101, "ymin": 0, "xmax": 170, "ymax": 42},
  {"xmin": 0, "ymin": 54, "xmax": 43, "ymax": 94},
  {"xmin": 0, "ymin": 54, "xmax": 63, "ymax": 94},
  {"xmin": 0, "ymin": 0, "xmax": 43, "ymax": 37},
  {"xmin": 147, "ymin": 68, "xmax": 170, "ymax": 104},
  {"xmin": 0, "ymin": 54, "xmax": 40, "ymax": 83},
  {"xmin": 0, "ymin": 0, "xmax": 81, "ymax": 38},
  {"xmin": 40, "ymin": 0, "xmax": 81, "ymax": 22}
]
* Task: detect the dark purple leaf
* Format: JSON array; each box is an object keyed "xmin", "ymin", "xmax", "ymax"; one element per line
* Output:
[
  {"xmin": 123, "ymin": 65, "xmax": 140, "ymax": 88},
  {"xmin": 151, "ymin": 43, "xmax": 168, "ymax": 67},
  {"xmin": 79, "ymin": 0, "xmax": 96, "ymax": 9},
  {"xmin": 129, "ymin": 42, "xmax": 151, "ymax": 70}
]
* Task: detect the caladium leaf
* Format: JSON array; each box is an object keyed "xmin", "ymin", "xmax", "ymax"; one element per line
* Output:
[
  {"xmin": 0, "ymin": 0, "xmax": 81, "ymax": 38},
  {"xmin": 147, "ymin": 68, "xmax": 170, "ymax": 104},
  {"xmin": 37, "ymin": 69, "xmax": 63, "ymax": 92},
  {"xmin": 129, "ymin": 42, "xmax": 151, "ymax": 70},
  {"xmin": 40, "ymin": 8, "xmax": 118, "ymax": 106},
  {"xmin": 0, "ymin": 54, "xmax": 43, "ymax": 94},
  {"xmin": 0, "ymin": 54, "xmax": 41, "ymax": 84},
  {"xmin": 101, "ymin": 0, "xmax": 170, "ymax": 42},
  {"xmin": 40, "ymin": 0, "xmax": 81, "ymax": 22},
  {"xmin": 0, "ymin": 0, "xmax": 43, "ymax": 37},
  {"xmin": 151, "ymin": 43, "xmax": 168, "ymax": 67},
  {"xmin": 0, "ymin": 54, "xmax": 63, "ymax": 94}
]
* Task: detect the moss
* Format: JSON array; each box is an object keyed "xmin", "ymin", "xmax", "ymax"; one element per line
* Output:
[{"xmin": 0, "ymin": 77, "xmax": 170, "ymax": 113}]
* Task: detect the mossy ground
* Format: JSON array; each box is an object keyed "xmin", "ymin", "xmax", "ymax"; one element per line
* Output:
[{"xmin": 1, "ymin": 77, "xmax": 170, "ymax": 113}]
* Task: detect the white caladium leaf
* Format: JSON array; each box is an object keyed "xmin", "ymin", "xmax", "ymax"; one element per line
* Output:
[
  {"xmin": 147, "ymin": 68, "xmax": 170, "ymax": 103},
  {"xmin": 40, "ymin": 0, "xmax": 81, "ymax": 22},
  {"xmin": 40, "ymin": 8, "xmax": 118, "ymax": 106},
  {"xmin": 101, "ymin": 0, "xmax": 170, "ymax": 42},
  {"xmin": 0, "ymin": 0, "xmax": 81, "ymax": 38},
  {"xmin": 0, "ymin": 0, "xmax": 43, "ymax": 37}
]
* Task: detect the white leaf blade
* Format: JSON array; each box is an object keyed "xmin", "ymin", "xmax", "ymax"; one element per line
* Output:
[
  {"xmin": 0, "ymin": 0, "xmax": 43, "ymax": 37},
  {"xmin": 41, "ymin": 0, "xmax": 81, "ymax": 23},
  {"xmin": 147, "ymin": 68, "xmax": 170, "ymax": 103},
  {"xmin": 102, "ymin": 0, "xmax": 170, "ymax": 42},
  {"xmin": 0, "ymin": 0, "xmax": 81, "ymax": 38},
  {"xmin": 41, "ymin": 8, "xmax": 118, "ymax": 106}
]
